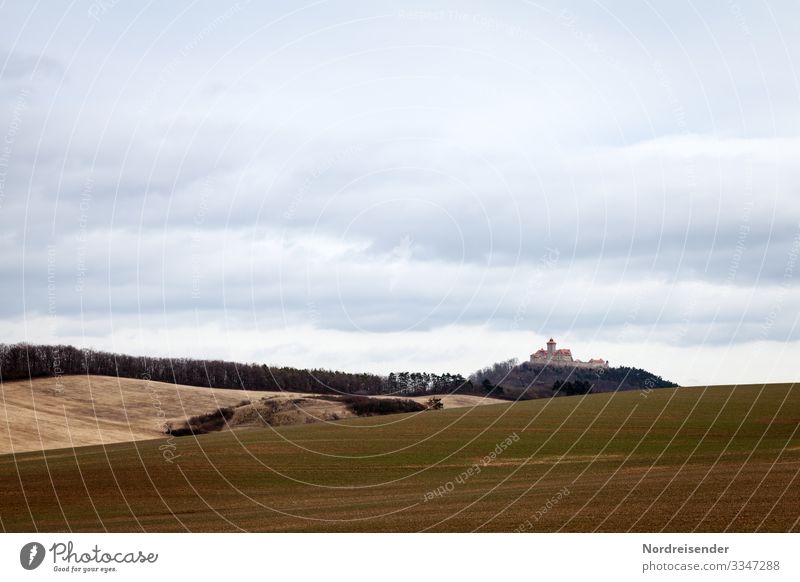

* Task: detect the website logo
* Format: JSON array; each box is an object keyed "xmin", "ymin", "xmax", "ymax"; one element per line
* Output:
[{"xmin": 20, "ymin": 542, "xmax": 46, "ymax": 570}]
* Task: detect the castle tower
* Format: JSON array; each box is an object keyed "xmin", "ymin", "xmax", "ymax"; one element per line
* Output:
[{"xmin": 547, "ymin": 337, "xmax": 556, "ymax": 358}]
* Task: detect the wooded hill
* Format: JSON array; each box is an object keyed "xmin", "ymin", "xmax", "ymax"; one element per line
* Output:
[
  {"xmin": 469, "ymin": 358, "xmax": 678, "ymax": 399},
  {"xmin": 0, "ymin": 343, "xmax": 470, "ymax": 396}
]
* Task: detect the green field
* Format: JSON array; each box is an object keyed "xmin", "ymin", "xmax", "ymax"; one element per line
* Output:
[{"xmin": 1, "ymin": 383, "xmax": 798, "ymax": 532}]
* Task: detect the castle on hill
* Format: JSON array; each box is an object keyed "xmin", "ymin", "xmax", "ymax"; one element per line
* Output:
[{"xmin": 530, "ymin": 338, "xmax": 608, "ymax": 369}]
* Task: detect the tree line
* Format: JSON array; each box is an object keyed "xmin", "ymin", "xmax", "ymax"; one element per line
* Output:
[
  {"xmin": 0, "ymin": 343, "xmax": 474, "ymax": 396},
  {"xmin": 552, "ymin": 379, "xmax": 593, "ymax": 396}
]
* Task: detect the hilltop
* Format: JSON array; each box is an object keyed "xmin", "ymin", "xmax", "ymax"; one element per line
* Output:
[{"xmin": 469, "ymin": 338, "xmax": 678, "ymax": 399}]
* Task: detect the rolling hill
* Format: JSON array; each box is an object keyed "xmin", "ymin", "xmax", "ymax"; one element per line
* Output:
[
  {"xmin": 0, "ymin": 382, "xmax": 797, "ymax": 532},
  {"xmin": 0, "ymin": 375, "xmax": 253, "ymax": 454},
  {"xmin": 0, "ymin": 375, "xmax": 503, "ymax": 454}
]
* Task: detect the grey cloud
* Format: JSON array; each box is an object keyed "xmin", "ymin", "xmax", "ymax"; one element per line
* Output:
[
  {"xmin": 2, "ymin": 0, "xmax": 800, "ymax": 381},
  {"xmin": 0, "ymin": 49, "xmax": 63, "ymax": 82}
]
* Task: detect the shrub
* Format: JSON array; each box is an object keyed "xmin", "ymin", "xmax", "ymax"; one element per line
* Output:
[
  {"xmin": 318, "ymin": 395, "xmax": 426, "ymax": 416},
  {"xmin": 166, "ymin": 406, "xmax": 235, "ymax": 435},
  {"xmin": 426, "ymin": 397, "xmax": 444, "ymax": 410}
]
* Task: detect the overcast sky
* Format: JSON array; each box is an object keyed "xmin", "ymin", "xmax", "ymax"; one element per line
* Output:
[{"xmin": 1, "ymin": 1, "xmax": 799, "ymax": 386}]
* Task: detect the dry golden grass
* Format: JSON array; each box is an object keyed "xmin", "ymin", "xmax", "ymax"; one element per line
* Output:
[
  {"xmin": 0, "ymin": 376, "xmax": 504, "ymax": 454},
  {"xmin": 0, "ymin": 375, "xmax": 250, "ymax": 454}
]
